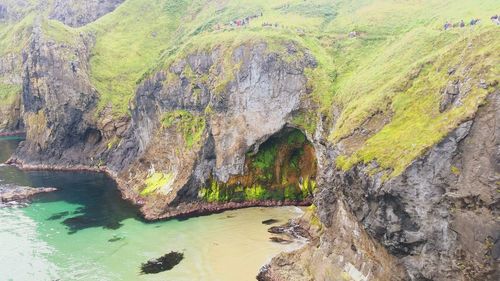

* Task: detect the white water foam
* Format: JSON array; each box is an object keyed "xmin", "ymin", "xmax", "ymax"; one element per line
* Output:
[{"xmin": 0, "ymin": 208, "xmax": 60, "ymax": 280}]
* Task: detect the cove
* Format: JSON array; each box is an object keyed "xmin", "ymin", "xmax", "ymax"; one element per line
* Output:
[{"xmin": 0, "ymin": 136, "xmax": 305, "ymax": 280}]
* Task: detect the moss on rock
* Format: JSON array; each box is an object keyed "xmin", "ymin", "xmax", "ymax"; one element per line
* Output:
[
  {"xmin": 140, "ymin": 172, "xmax": 174, "ymax": 196},
  {"xmin": 161, "ymin": 110, "xmax": 206, "ymax": 149}
]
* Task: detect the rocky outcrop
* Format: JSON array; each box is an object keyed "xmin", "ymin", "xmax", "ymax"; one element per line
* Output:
[
  {"xmin": 12, "ymin": 22, "xmax": 104, "ymax": 166},
  {"xmin": 9, "ymin": 38, "xmax": 318, "ymax": 218},
  {"xmin": 0, "ymin": 184, "xmax": 57, "ymax": 204},
  {"xmin": 0, "ymin": 0, "xmax": 32, "ymax": 23},
  {"xmin": 262, "ymin": 93, "xmax": 499, "ymax": 281},
  {"xmin": 107, "ymin": 42, "xmax": 318, "ymax": 219},
  {"xmin": 0, "ymin": 94, "xmax": 23, "ymax": 134},
  {"xmin": 49, "ymin": 0, "xmax": 124, "ymax": 27},
  {"xmin": 258, "ymin": 200, "xmax": 408, "ymax": 281},
  {"xmin": 0, "ymin": 27, "xmax": 25, "ymax": 134}
]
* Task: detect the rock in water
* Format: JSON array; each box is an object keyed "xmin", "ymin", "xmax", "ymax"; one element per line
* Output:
[
  {"xmin": 262, "ymin": 219, "xmax": 280, "ymax": 225},
  {"xmin": 0, "ymin": 184, "xmax": 57, "ymax": 204},
  {"xmin": 108, "ymin": 235, "xmax": 125, "ymax": 242},
  {"xmin": 269, "ymin": 236, "xmax": 292, "ymax": 244},
  {"xmin": 268, "ymin": 223, "xmax": 310, "ymax": 239},
  {"xmin": 140, "ymin": 251, "xmax": 184, "ymax": 274}
]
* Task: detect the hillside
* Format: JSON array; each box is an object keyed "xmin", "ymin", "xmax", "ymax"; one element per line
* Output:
[
  {"xmin": 0, "ymin": 0, "xmax": 499, "ymax": 280},
  {"xmin": 2, "ymin": 0, "xmax": 498, "ymax": 176}
]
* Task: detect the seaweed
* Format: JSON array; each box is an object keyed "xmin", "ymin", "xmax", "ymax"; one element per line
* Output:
[{"xmin": 140, "ymin": 251, "xmax": 184, "ymax": 274}]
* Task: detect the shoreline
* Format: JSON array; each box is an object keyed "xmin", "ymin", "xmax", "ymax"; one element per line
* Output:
[
  {"xmin": 146, "ymin": 199, "xmax": 312, "ymax": 221},
  {"xmin": 5, "ymin": 158, "xmax": 312, "ymax": 221},
  {"xmin": 0, "ymin": 131, "xmax": 25, "ymax": 137}
]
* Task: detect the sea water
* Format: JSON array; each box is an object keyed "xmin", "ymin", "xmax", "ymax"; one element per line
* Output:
[{"xmin": 0, "ymin": 136, "xmax": 304, "ymax": 281}]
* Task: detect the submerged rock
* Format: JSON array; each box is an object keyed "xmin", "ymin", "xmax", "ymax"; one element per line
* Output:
[
  {"xmin": 108, "ymin": 235, "xmax": 125, "ymax": 242},
  {"xmin": 269, "ymin": 237, "xmax": 292, "ymax": 244},
  {"xmin": 140, "ymin": 251, "xmax": 184, "ymax": 274},
  {"xmin": 262, "ymin": 219, "xmax": 280, "ymax": 225},
  {"xmin": 0, "ymin": 184, "xmax": 57, "ymax": 204},
  {"xmin": 46, "ymin": 211, "xmax": 70, "ymax": 220}
]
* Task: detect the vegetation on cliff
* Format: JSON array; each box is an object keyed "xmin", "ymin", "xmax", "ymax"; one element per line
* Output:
[
  {"xmin": 1, "ymin": 0, "xmax": 498, "ymax": 186},
  {"xmin": 0, "ymin": 83, "xmax": 20, "ymax": 105},
  {"xmin": 336, "ymin": 29, "xmax": 499, "ymax": 177},
  {"xmin": 161, "ymin": 110, "xmax": 206, "ymax": 150},
  {"xmin": 199, "ymin": 129, "xmax": 317, "ymax": 202},
  {"xmin": 0, "ymin": 13, "xmax": 33, "ymax": 108},
  {"xmin": 140, "ymin": 172, "xmax": 174, "ymax": 196}
]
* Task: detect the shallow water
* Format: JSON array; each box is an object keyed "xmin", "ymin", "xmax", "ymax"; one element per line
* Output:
[{"xmin": 0, "ymin": 136, "xmax": 304, "ymax": 281}]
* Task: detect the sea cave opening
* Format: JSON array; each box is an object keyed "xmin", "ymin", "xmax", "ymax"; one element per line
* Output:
[{"xmin": 200, "ymin": 127, "xmax": 317, "ymax": 203}]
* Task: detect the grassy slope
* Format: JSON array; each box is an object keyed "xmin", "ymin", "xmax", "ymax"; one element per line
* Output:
[
  {"xmin": 2, "ymin": 0, "xmax": 498, "ymax": 178},
  {"xmin": 326, "ymin": 1, "xmax": 499, "ymax": 176},
  {"xmin": 83, "ymin": 0, "xmax": 193, "ymax": 115},
  {"xmin": 66, "ymin": 0, "xmax": 500, "ymax": 177}
]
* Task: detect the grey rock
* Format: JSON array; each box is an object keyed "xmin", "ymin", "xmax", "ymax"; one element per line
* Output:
[
  {"xmin": 0, "ymin": 184, "xmax": 57, "ymax": 204},
  {"xmin": 49, "ymin": 0, "xmax": 124, "ymax": 27}
]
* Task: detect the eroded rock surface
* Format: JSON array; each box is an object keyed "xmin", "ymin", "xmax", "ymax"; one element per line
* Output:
[
  {"xmin": 0, "ymin": 0, "xmax": 32, "ymax": 23},
  {"xmin": 0, "ymin": 20, "xmax": 25, "ymax": 134},
  {"xmin": 12, "ymin": 22, "xmax": 101, "ymax": 166},
  {"xmin": 104, "ymin": 43, "xmax": 318, "ymax": 218}
]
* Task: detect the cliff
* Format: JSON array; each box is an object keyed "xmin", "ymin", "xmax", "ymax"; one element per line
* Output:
[
  {"xmin": 0, "ymin": 0, "xmax": 498, "ymax": 280},
  {"xmin": 259, "ymin": 93, "xmax": 499, "ymax": 280}
]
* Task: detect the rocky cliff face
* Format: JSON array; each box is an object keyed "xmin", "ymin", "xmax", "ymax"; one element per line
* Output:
[
  {"xmin": 0, "ymin": 0, "xmax": 31, "ymax": 23},
  {"xmin": 13, "ymin": 22, "xmax": 102, "ymax": 165},
  {"xmin": 0, "ymin": 0, "xmax": 125, "ymax": 134},
  {"xmin": 49, "ymin": 0, "xmax": 124, "ymax": 27},
  {"xmin": 0, "ymin": 0, "xmax": 30, "ymax": 134},
  {"xmin": 9, "ymin": 27, "xmax": 498, "ymax": 277},
  {"xmin": 10, "ymin": 37, "xmax": 319, "ymax": 218},
  {"xmin": 260, "ymin": 93, "xmax": 499, "ymax": 281},
  {"xmin": 106, "ymin": 42, "xmax": 318, "ymax": 218},
  {"xmin": 0, "ymin": 93, "xmax": 22, "ymax": 133},
  {"xmin": 0, "ymin": 51, "xmax": 23, "ymax": 133}
]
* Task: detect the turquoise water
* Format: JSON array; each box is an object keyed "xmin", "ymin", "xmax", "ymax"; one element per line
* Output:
[{"xmin": 0, "ymin": 137, "xmax": 304, "ymax": 281}]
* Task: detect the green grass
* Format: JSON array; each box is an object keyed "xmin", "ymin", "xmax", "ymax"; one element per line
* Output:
[
  {"xmin": 199, "ymin": 179, "xmax": 317, "ymax": 203},
  {"xmin": 198, "ymin": 181, "xmax": 294, "ymax": 203},
  {"xmin": 78, "ymin": 0, "xmax": 500, "ymax": 179},
  {"xmin": 199, "ymin": 181, "xmax": 275, "ymax": 202},
  {"xmin": 83, "ymin": 0, "xmax": 191, "ymax": 115},
  {"xmin": 0, "ymin": 13, "xmax": 34, "ymax": 56},
  {"xmin": 291, "ymin": 111, "xmax": 317, "ymax": 135},
  {"xmin": 336, "ymin": 29, "xmax": 499, "ymax": 177},
  {"xmin": 71, "ymin": 0, "xmax": 340, "ymax": 115},
  {"xmin": 41, "ymin": 19, "xmax": 79, "ymax": 46},
  {"xmin": 0, "ymin": 82, "xmax": 21, "ymax": 105}
]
